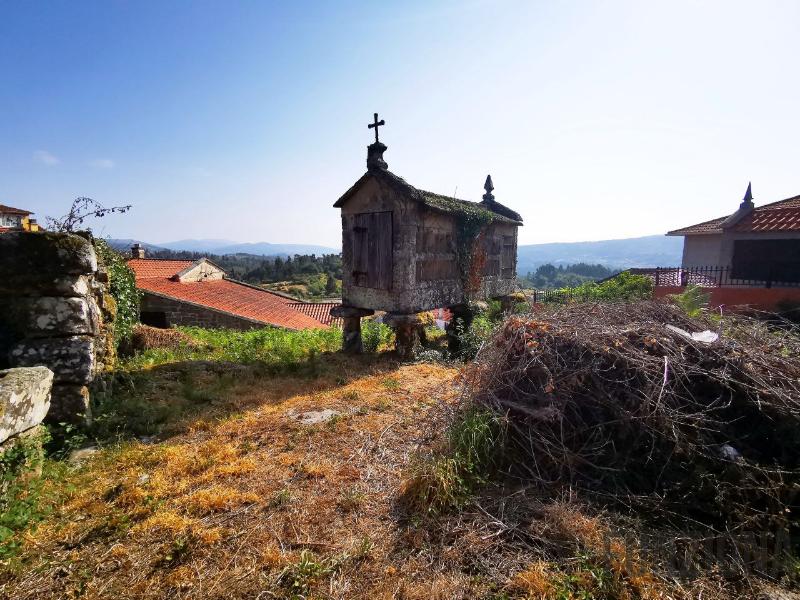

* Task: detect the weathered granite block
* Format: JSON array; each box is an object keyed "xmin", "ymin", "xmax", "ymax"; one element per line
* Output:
[
  {"xmin": 10, "ymin": 336, "xmax": 95, "ymax": 384},
  {"xmin": 0, "ymin": 232, "xmax": 97, "ymax": 292},
  {"xmin": 0, "ymin": 366, "xmax": 53, "ymax": 444},
  {"xmin": 18, "ymin": 297, "xmax": 100, "ymax": 337},
  {"xmin": 48, "ymin": 384, "xmax": 90, "ymax": 423}
]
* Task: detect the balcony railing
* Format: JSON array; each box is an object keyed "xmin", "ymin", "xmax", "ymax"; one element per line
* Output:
[{"xmin": 640, "ymin": 266, "xmax": 800, "ymax": 289}]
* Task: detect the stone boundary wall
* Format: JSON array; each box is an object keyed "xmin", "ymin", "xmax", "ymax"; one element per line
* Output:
[
  {"xmin": 0, "ymin": 232, "xmax": 115, "ymax": 422},
  {"xmin": 141, "ymin": 291, "xmax": 266, "ymax": 330}
]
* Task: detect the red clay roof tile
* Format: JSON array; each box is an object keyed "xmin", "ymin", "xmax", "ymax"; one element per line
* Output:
[
  {"xmin": 668, "ymin": 195, "xmax": 800, "ymax": 235},
  {"xmin": 127, "ymin": 258, "xmax": 195, "ymax": 279},
  {"xmin": 137, "ymin": 278, "xmax": 326, "ymax": 330},
  {"xmin": 289, "ymin": 302, "xmax": 343, "ymax": 327},
  {"xmin": 127, "ymin": 257, "xmax": 327, "ymax": 330}
]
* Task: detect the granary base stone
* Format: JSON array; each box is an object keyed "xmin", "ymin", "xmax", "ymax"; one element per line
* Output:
[
  {"xmin": 330, "ymin": 306, "xmax": 374, "ymax": 354},
  {"xmin": 384, "ymin": 312, "xmax": 423, "ymax": 360},
  {"xmin": 0, "ymin": 366, "xmax": 54, "ymax": 445}
]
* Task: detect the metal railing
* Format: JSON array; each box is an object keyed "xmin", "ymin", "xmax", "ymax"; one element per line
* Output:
[{"xmin": 646, "ymin": 266, "xmax": 800, "ymax": 289}]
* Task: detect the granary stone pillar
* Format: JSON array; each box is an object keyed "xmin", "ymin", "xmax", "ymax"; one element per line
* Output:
[
  {"xmin": 494, "ymin": 292, "xmax": 528, "ymax": 314},
  {"xmin": 445, "ymin": 303, "xmax": 486, "ymax": 355},
  {"xmin": 330, "ymin": 306, "xmax": 374, "ymax": 354},
  {"xmin": 383, "ymin": 313, "xmax": 423, "ymax": 360}
]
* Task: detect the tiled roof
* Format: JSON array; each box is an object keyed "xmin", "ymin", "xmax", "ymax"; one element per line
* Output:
[
  {"xmin": 289, "ymin": 302, "xmax": 343, "ymax": 327},
  {"xmin": 334, "ymin": 169, "xmax": 523, "ymax": 225},
  {"xmin": 128, "ymin": 257, "xmax": 328, "ymax": 330},
  {"xmin": 0, "ymin": 204, "xmax": 32, "ymax": 215},
  {"xmin": 137, "ymin": 278, "xmax": 326, "ymax": 330},
  {"xmin": 127, "ymin": 259, "xmax": 195, "ymax": 279},
  {"xmin": 732, "ymin": 200, "xmax": 800, "ymax": 232},
  {"xmin": 668, "ymin": 195, "xmax": 800, "ymax": 235}
]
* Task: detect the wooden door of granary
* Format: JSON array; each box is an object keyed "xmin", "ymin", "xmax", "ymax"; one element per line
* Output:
[{"xmin": 352, "ymin": 211, "xmax": 393, "ymax": 289}]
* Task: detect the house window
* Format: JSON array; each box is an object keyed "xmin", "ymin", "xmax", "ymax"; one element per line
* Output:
[
  {"xmin": 352, "ymin": 211, "xmax": 393, "ymax": 290},
  {"xmin": 0, "ymin": 215, "xmax": 21, "ymax": 228},
  {"xmin": 731, "ymin": 239, "xmax": 800, "ymax": 283}
]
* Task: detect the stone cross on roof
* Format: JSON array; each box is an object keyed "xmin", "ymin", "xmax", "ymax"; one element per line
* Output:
[{"xmin": 368, "ymin": 112, "xmax": 385, "ymax": 144}]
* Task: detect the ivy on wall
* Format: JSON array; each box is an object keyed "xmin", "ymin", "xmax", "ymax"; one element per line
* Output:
[
  {"xmin": 451, "ymin": 205, "xmax": 495, "ymax": 300},
  {"xmin": 94, "ymin": 239, "xmax": 141, "ymax": 346}
]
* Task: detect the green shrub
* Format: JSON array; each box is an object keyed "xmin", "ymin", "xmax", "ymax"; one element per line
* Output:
[
  {"xmin": 95, "ymin": 239, "xmax": 141, "ymax": 346},
  {"xmin": 361, "ymin": 319, "xmax": 393, "ymax": 353},
  {"xmin": 452, "ymin": 314, "xmax": 495, "ymax": 360},
  {"xmin": 544, "ymin": 272, "xmax": 654, "ymax": 304},
  {"xmin": 669, "ymin": 284, "xmax": 711, "ymax": 317},
  {"xmin": 572, "ymin": 271, "xmax": 653, "ymax": 302}
]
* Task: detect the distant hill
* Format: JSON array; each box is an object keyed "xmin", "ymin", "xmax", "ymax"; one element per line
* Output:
[
  {"xmin": 105, "ymin": 238, "xmax": 168, "ymax": 254},
  {"xmin": 157, "ymin": 239, "xmax": 239, "ymax": 253},
  {"xmin": 107, "ymin": 238, "xmax": 339, "ymax": 257},
  {"xmin": 108, "ymin": 234, "xmax": 681, "ymax": 269},
  {"xmin": 157, "ymin": 239, "xmax": 338, "ymax": 256},
  {"xmin": 210, "ymin": 242, "xmax": 339, "ymax": 256},
  {"xmin": 517, "ymin": 235, "xmax": 682, "ymax": 274}
]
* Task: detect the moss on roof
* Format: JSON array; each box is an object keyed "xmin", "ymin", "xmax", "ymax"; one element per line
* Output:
[
  {"xmin": 334, "ymin": 168, "xmax": 523, "ymax": 225},
  {"xmin": 420, "ymin": 191, "xmax": 498, "ymax": 221}
]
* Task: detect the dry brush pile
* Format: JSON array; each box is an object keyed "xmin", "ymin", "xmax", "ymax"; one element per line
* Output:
[{"xmin": 466, "ymin": 301, "xmax": 800, "ymax": 533}]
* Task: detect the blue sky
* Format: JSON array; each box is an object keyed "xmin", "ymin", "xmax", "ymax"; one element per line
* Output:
[{"xmin": 1, "ymin": 1, "xmax": 799, "ymax": 247}]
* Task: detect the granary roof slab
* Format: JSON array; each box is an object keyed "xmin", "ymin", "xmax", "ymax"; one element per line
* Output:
[{"xmin": 334, "ymin": 168, "xmax": 523, "ymax": 225}]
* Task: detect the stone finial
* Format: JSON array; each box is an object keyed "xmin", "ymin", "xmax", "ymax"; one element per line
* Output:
[
  {"xmin": 741, "ymin": 182, "xmax": 754, "ymax": 207},
  {"xmin": 721, "ymin": 181, "xmax": 756, "ymax": 229},
  {"xmin": 482, "ymin": 174, "xmax": 495, "ymax": 202},
  {"xmin": 367, "ymin": 142, "xmax": 388, "ymax": 171},
  {"xmin": 131, "ymin": 243, "xmax": 145, "ymax": 259}
]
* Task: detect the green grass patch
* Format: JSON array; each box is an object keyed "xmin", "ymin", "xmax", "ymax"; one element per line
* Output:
[
  {"xmin": 120, "ymin": 325, "xmax": 342, "ymax": 371},
  {"xmin": 0, "ymin": 428, "xmax": 71, "ymax": 560},
  {"xmin": 400, "ymin": 406, "xmax": 504, "ymax": 516}
]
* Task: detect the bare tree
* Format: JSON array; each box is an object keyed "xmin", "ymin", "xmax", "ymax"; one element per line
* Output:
[{"xmin": 45, "ymin": 197, "xmax": 132, "ymax": 233}]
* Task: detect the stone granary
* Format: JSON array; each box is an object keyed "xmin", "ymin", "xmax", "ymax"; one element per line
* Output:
[{"xmin": 332, "ymin": 114, "xmax": 523, "ymax": 356}]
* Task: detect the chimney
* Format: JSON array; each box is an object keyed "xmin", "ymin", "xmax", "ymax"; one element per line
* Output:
[{"xmin": 131, "ymin": 243, "xmax": 145, "ymax": 259}]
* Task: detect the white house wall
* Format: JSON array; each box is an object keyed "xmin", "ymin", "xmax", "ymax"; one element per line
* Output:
[
  {"xmin": 681, "ymin": 235, "xmax": 723, "ymax": 268},
  {"xmin": 682, "ymin": 230, "xmax": 800, "ymax": 268}
]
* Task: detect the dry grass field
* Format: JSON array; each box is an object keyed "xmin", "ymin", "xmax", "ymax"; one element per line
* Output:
[{"xmin": 2, "ymin": 346, "xmax": 797, "ymax": 599}]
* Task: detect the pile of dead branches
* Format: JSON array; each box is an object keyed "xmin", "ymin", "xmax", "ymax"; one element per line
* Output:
[
  {"xmin": 127, "ymin": 323, "xmax": 200, "ymax": 352},
  {"xmin": 468, "ymin": 301, "xmax": 800, "ymax": 529}
]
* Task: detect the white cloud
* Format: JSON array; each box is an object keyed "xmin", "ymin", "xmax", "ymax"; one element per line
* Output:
[
  {"xmin": 88, "ymin": 158, "xmax": 115, "ymax": 169},
  {"xmin": 33, "ymin": 150, "xmax": 60, "ymax": 166}
]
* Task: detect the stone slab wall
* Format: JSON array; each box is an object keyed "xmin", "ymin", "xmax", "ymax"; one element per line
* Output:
[
  {"xmin": 0, "ymin": 232, "xmax": 114, "ymax": 423},
  {"xmin": 141, "ymin": 291, "xmax": 264, "ymax": 330}
]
